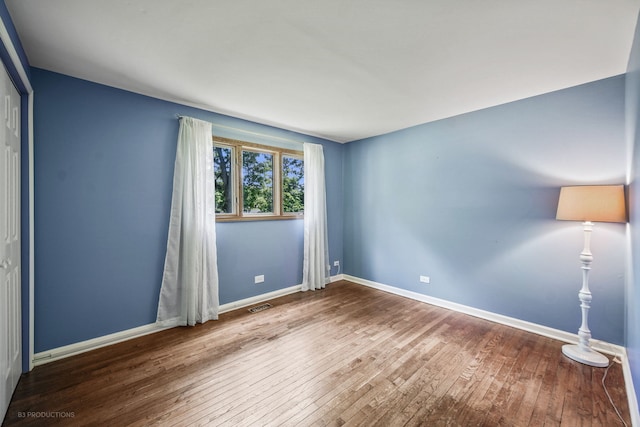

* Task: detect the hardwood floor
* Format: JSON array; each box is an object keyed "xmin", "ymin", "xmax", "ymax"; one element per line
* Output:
[{"xmin": 3, "ymin": 280, "xmax": 632, "ymax": 426}]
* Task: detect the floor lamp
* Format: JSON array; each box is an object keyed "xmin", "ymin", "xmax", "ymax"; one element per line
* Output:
[{"xmin": 556, "ymin": 185, "xmax": 626, "ymax": 367}]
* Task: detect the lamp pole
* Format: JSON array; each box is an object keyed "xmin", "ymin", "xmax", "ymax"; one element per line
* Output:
[{"xmin": 561, "ymin": 221, "xmax": 609, "ymax": 367}]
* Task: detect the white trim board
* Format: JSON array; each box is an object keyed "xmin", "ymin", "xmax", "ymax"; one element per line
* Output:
[
  {"xmin": 343, "ymin": 274, "xmax": 625, "ymax": 356},
  {"xmin": 330, "ymin": 274, "xmax": 344, "ymax": 283},
  {"xmin": 0, "ymin": 10, "xmax": 36, "ymax": 373},
  {"xmin": 28, "ymin": 274, "xmax": 640, "ymax": 424},
  {"xmin": 32, "ymin": 322, "xmax": 174, "ymax": 366},
  {"xmin": 32, "ymin": 278, "xmax": 345, "ymax": 366},
  {"xmin": 621, "ymin": 349, "xmax": 640, "ymax": 427},
  {"xmin": 343, "ymin": 274, "xmax": 639, "ymax": 426},
  {"xmin": 33, "ymin": 284, "xmax": 302, "ymax": 366},
  {"xmin": 31, "ymin": 272, "xmax": 621, "ymax": 362},
  {"xmin": 33, "ymin": 272, "xmax": 638, "ymax": 419}
]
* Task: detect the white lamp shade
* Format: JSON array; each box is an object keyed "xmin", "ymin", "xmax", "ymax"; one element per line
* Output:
[{"xmin": 556, "ymin": 185, "xmax": 626, "ymax": 223}]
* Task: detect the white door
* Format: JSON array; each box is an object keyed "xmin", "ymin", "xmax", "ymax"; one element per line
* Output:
[{"xmin": 0, "ymin": 64, "xmax": 21, "ymax": 421}]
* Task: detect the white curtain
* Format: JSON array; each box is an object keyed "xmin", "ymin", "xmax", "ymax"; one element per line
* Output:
[
  {"xmin": 302, "ymin": 143, "xmax": 330, "ymax": 291},
  {"xmin": 157, "ymin": 116, "xmax": 219, "ymax": 326}
]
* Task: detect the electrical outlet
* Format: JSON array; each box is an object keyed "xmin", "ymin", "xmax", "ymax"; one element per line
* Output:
[
  {"xmin": 334, "ymin": 261, "xmax": 340, "ymax": 266},
  {"xmin": 255, "ymin": 275, "xmax": 265, "ymax": 284},
  {"xmin": 419, "ymin": 275, "xmax": 430, "ymax": 284}
]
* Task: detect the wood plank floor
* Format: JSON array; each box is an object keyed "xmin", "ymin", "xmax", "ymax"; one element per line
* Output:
[{"xmin": 3, "ymin": 280, "xmax": 632, "ymax": 426}]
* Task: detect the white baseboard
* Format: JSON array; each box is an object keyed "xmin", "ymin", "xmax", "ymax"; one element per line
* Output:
[
  {"xmin": 344, "ymin": 274, "xmax": 640, "ymax": 425},
  {"xmin": 343, "ymin": 274, "xmax": 625, "ymax": 357},
  {"xmin": 33, "ymin": 272, "xmax": 638, "ymax": 426},
  {"xmin": 330, "ymin": 274, "xmax": 344, "ymax": 282},
  {"xmin": 33, "ymin": 284, "xmax": 304, "ymax": 366},
  {"xmin": 32, "ymin": 322, "xmax": 174, "ymax": 366},
  {"xmin": 32, "ymin": 277, "xmax": 348, "ymax": 367},
  {"xmin": 620, "ymin": 349, "xmax": 640, "ymax": 427},
  {"xmin": 219, "ymin": 284, "xmax": 302, "ymax": 314}
]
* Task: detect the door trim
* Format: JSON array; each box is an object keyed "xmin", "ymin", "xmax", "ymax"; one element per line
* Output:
[{"xmin": 0, "ymin": 14, "xmax": 34, "ymax": 372}]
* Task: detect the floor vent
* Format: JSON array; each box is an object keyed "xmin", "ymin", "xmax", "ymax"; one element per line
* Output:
[{"xmin": 248, "ymin": 303, "xmax": 273, "ymax": 313}]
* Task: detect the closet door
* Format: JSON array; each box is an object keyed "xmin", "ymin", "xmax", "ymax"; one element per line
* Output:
[{"xmin": 0, "ymin": 63, "xmax": 21, "ymax": 421}]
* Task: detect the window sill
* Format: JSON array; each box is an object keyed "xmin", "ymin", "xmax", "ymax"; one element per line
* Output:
[{"xmin": 216, "ymin": 215, "xmax": 304, "ymax": 222}]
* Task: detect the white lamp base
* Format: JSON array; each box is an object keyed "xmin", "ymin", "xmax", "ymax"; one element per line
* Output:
[{"xmin": 562, "ymin": 344, "xmax": 609, "ymax": 367}]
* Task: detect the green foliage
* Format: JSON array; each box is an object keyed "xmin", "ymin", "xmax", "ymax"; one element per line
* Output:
[
  {"xmin": 242, "ymin": 151, "xmax": 273, "ymax": 213},
  {"xmin": 214, "ymin": 147, "xmax": 232, "ymax": 213},
  {"xmin": 283, "ymin": 157, "xmax": 304, "ymax": 213},
  {"xmin": 213, "ymin": 146, "xmax": 304, "ymax": 216}
]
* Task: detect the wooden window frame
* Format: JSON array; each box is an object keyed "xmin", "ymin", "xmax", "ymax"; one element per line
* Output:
[{"xmin": 214, "ymin": 136, "xmax": 304, "ymax": 222}]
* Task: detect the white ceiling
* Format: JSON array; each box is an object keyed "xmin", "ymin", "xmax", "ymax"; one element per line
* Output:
[{"xmin": 6, "ymin": 1, "xmax": 640, "ymax": 143}]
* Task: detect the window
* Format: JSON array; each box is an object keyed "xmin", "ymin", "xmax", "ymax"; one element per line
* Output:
[
  {"xmin": 213, "ymin": 136, "xmax": 304, "ymax": 221},
  {"xmin": 282, "ymin": 155, "xmax": 304, "ymax": 214},
  {"xmin": 214, "ymin": 145, "xmax": 233, "ymax": 214},
  {"xmin": 242, "ymin": 150, "xmax": 274, "ymax": 214}
]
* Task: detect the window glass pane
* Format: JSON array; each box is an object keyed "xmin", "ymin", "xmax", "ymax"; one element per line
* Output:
[
  {"xmin": 282, "ymin": 156, "xmax": 304, "ymax": 214},
  {"xmin": 242, "ymin": 150, "xmax": 273, "ymax": 214},
  {"xmin": 214, "ymin": 146, "xmax": 233, "ymax": 214}
]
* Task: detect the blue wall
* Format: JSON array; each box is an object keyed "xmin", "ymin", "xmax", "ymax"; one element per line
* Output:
[
  {"xmin": 32, "ymin": 68, "xmax": 343, "ymax": 352},
  {"xmin": 626, "ymin": 10, "xmax": 640, "ymax": 411},
  {"xmin": 344, "ymin": 76, "xmax": 628, "ymax": 345},
  {"xmin": 18, "ymin": 19, "xmax": 640, "ymax": 419}
]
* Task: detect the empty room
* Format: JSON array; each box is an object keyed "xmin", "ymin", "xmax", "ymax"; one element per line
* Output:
[{"xmin": 1, "ymin": 0, "xmax": 640, "ymax": 425}]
